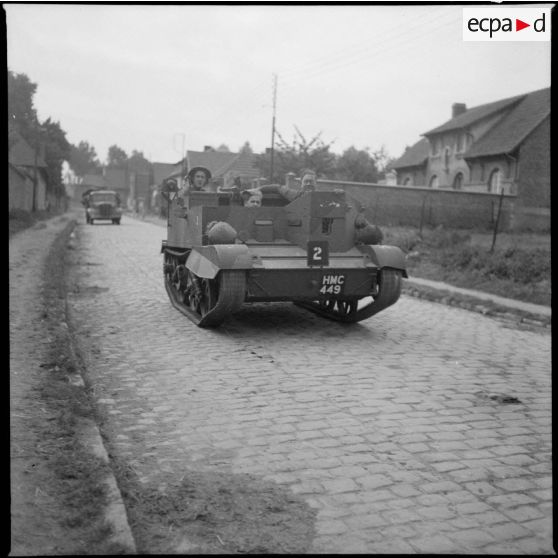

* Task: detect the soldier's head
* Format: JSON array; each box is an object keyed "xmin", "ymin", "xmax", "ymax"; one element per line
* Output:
[
  {"xmin": 187, "ymin": 167, "xmax": 211, "ymax": 191},
  {"xmin": 245, "ymin": 192, "xmax": 262, "ymax": 207},
  {"xmin": 300, "ymin": 169, "xmax": 317, "ymax": 191},
  {"xmin": 242, "ymin": 189, "xmax": 263, "ymax": 207}
]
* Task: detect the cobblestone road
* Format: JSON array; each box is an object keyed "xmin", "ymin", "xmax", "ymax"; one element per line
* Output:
[{"xmin": 68, "ymin": 216, "xmax": 553, "ymax": 554}]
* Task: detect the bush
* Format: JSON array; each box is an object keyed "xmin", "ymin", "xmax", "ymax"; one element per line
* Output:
[
  {"xmin": 425, "ymin": 227, "xmax": 471, "ymax": 249},
  {"xmin": 437, "ymin": 244, "xmax": 550, "ymax": 285},
  {"xmin": 383, "ymin": 229, "xmax": 422, "ymax": 252}
]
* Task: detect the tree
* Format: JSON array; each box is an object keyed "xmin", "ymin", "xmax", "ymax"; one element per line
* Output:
[
  {"xmin": 107, "ymin": 145, "xmax": 128, "ymax": 167},
  {"xmin": 256, "ymin": 126, "xmax": 337, "ymax": 182},
  {"xmin": 370, "ymin": 145, "xmax": 394, "ymax": 173},
  {"xmin": 239, "ymin": 141, "xmax": 253, "ymax": 154},
  {"xmin": 8, "ymin": 69, "xmax": 72, "ymax": 209},
  {"xmin": 69, "ymin": 141, "xmax": 101, "ymax": 177},
  {"xmin": 41, "ymin": 118, "xmax": 71, "ymax": 197},
  {"xmin": 128, "ymin": 150, "xmax": 151, "ymax": 172},
  {"xmin": 8, "ymin": 70, "xmax": 38, "ymax": 145},
  {"xmin": 216, "ymin": 144, "xmax": 231, "ymax": 152},
  {"xmin": 335, "ymin": 146, "xmax": 380, "ymax": 183}
]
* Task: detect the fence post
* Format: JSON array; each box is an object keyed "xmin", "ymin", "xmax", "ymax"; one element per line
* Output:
[
  {"xmin": 419, "ymin": 195, "xmax": 427, "ymax": 238},
  {"xmin": 373, "ymin": 191, "xmax": 380, "ymax": 222},
  {"xmin": 490, "ymin": 188, "xmax": 505, "ymax": 253}
]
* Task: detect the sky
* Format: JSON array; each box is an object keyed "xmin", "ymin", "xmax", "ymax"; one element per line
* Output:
[{"xmin": 5, "ymin": 3, "xmax": 552, "ymax": 165}]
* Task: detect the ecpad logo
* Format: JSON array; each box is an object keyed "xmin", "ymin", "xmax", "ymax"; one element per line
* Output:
[{"xmin": 463, "ymin": 8, "xmax": 551, "ymax": 41}]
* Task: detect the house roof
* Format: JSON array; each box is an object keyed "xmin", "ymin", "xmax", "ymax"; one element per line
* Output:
[
  {"xmin": 9, "ymin": 132, "xmax": 47, "ymax": 168},
  {"xmin": 464, "ymin": 87, "xmax": 550, "ymax": 158},
  {"xmin": 152, "ymin": 162, "xmax": 176, "ymax": 185},
  {"xmin": 388, "ymin": 138, "xmax": 430, "ymax": 170},
  {"xmin": 423, "ymin": 92, "xmax": 529, "ymax": 136},
  {"xmin": 216, "ymin": 152, "xmax": 261, "ymax": 179},
  {"xmin": 186, "ymin": 150, "xmax": 238, "ymax": 178}
]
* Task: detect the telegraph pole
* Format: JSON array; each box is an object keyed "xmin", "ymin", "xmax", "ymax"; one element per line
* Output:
[{"xmin": 269, "ymin": 73, "xmax": 277, "ymax": 183}]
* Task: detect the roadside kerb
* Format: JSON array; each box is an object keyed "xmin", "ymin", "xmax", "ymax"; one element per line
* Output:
[{"xmin": 403, "ymin": 277, "xmax": 550, "ymax": 329}]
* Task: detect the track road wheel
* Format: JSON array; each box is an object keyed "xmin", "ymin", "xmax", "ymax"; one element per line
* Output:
[{"xmin": 186, "ymin": 270, "xmax": 218, "ymax": 317}]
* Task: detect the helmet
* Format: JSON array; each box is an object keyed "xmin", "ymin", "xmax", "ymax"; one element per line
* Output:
[{"xmin": 187, "ymin": 166, "xmax": 211, "ymax": 185}]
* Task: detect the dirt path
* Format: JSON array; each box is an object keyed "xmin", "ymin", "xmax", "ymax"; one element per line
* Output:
[
  {"xmin": 9, "ymin": 210, "xmax": 126, "ymax": 556},
  {"xmin": 10, "ymin": 215, "xmax": 74, "ymax": 555}
]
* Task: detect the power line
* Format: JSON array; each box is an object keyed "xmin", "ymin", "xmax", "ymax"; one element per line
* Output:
[
  {"xmin": 277, "ymin": 6, "xmax": 451, "ymax": 83},
  {"xmin": 278, "ymin": 11, "xmax": 459, "ymax": 92}
]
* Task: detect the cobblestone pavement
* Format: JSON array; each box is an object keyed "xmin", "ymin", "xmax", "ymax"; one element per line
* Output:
[{"xmin": 68, "ymin": 216, "xmax": 553, "ymax": 554}]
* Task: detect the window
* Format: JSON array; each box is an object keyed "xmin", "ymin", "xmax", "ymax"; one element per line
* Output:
[
  {"xmin": 432, "ymin": 138, "xmax": 442, "ymax": 155},
  {"xmin": 453, "ymin": 172, "xmax": 463, "ymax": 190},
  {"xmin": 444, "ymin": 147, "xmax": 450, "ymax": 170},
  {"xmin": 456, "ymin": 133, "xmax": 465, "ymax": 153},
  {"xmin": 488, "ymin": 168, "xmax": 501, "ymax": 193},
  {"xmin": 429, "ymin": 175, "xmax": 439, "ymax": 188}
]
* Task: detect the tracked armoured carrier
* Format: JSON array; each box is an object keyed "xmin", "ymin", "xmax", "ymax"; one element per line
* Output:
[{"xmin": 161, "ymin": 183, "xmax": 407, "ymax": 328}]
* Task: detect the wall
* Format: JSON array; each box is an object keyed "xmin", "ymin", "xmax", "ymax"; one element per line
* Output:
[
  {"xmin": 316, "ymin": 179, "xmax": 515, "ymax": 230},
  {"xmin": 9, "ymin": 166, "xmax": 33, "ymax": 211}
]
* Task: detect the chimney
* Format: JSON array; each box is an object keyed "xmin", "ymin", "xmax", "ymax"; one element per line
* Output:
[
  {"xmin": 203, "ymin": 145, "xmax": 213, "ymax": 152},
  {"xmin": 452, "ymin": 103, "xmax": 467, "ymax": 118}
]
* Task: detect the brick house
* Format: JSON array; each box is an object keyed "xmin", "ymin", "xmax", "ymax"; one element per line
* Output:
[{"xmin": 390, "ymin": 87, "xmax": 550, "ymax": 225}]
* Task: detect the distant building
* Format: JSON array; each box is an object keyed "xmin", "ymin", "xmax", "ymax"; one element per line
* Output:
[{"xmin": 103, "ymin": 167, "xmax": 129, "ymax": 207}]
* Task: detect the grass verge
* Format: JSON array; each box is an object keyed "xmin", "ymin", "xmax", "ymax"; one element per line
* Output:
[
  {"xmin": 9, "ymin": 207, "xmax": 68, "ymax": 238},
  {"xmin": 37, "ymin": 219, "xmax": 130, "ymax": 554},
  {"xmin": 384, "ymin": 226, "xmax": 551, "ymax": 306}
]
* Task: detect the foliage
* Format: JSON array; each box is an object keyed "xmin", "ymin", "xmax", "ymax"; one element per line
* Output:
[
  {"xmin": 370, "ymin": 145, "xmax": 395, "ymax": 173},
  {"xmin": 128, "ymin": 150, "xmax": 151, "ymax": 172},
  {"xmin": 254, "ymin": 126, "xmax": 393, "ymax": 184},
  {"xmin": 437, "ymin": 245, "xmax": 550, "ymax": 284},
  {"xmin": 385, "ymin": 225, "xmax": 550, "ymax": 305},
  {"xmin": 256, "ymin": 126, "xmax": 337, "ymax": 182},
  {"xmin": 335, "ymin": 146, "xmax": 379, "ymax": 183},
  {"xmin": 69, "ymin": 141, "xmax": 101, "ymax": 177},
  {"xmin": 239, "ymin": 141, "xmax": 253, "ymax": 154},
  {"xmin": 8, "ymin": 70, "xmax": 71, "ymax": 200},
  {"xmin": 41, "ymin": 118, "xmax": 71, "ymax": 195},
  {"xmin": 8, "ymin": 70, "xmax": 38, "ymax": 145},
  {"xmin": 107, "ymin": 145, "xmax": 128, "ymax": 167},
  {"xmin": 216, "ymin": 144, "xmax": 230, "ymax": 152}
]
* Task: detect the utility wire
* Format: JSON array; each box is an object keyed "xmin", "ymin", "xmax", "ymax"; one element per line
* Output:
[
  {"xmin": 278, "ymin": 11, "xmax": 459, "ymax": 91},
  {"xmin": 277, "ymin": 6, "xmax": 450, "ymax": 83},
  {"xmin": 186, "ymin": 8, "xmax": 460, "ymax": 152}
]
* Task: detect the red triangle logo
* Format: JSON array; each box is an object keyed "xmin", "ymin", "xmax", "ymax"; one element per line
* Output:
[{"xmin": 516, "ymin": 19, "xmax": 530, "ymax": 31}]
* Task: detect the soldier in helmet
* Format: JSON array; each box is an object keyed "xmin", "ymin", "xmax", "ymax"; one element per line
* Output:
[{"xmin": 186, "ymin": 166, "xmax": 211, "ymax": 192}]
